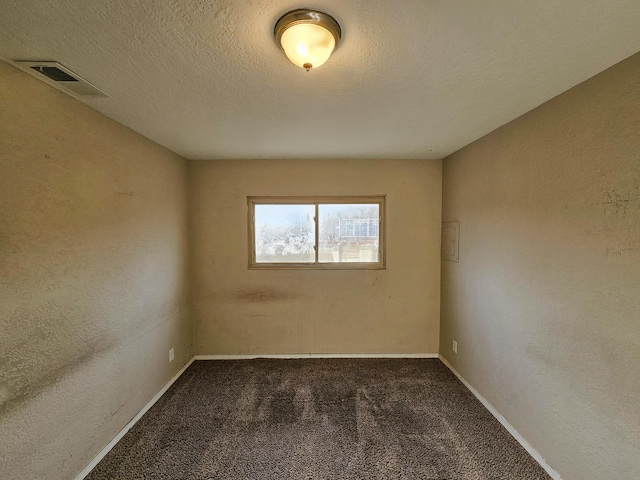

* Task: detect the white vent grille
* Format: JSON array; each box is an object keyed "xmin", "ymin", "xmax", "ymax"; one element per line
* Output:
[{"xmin": 13, "ymin": 61, "xmax": 109, "ymax": 97}]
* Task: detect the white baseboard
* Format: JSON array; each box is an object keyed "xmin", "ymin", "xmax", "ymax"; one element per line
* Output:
[
  {"xmin": 195, "ymin": 353, "xmax": 439, "ymax": 360},
  {"xmin": 74, "ymin": 357, "xmax": 195, "ymax": 480},
  {"xmin": 438, "ymin": 355, "xmax": 563, "ymax": 480}
]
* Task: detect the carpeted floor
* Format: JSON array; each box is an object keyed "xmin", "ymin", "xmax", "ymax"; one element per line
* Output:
[{"xmin": 86, "ymin": 359, "xmax": 551, "ymax": 479}]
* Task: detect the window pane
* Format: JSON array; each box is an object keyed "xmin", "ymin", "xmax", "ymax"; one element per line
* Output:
[
  {"xmin": 254, "ymin": 204, "xmax": 315, "ymax": 263},
  {"xmin": 318, "ymin": 204, "xmax": 379, "ymax": 263}
]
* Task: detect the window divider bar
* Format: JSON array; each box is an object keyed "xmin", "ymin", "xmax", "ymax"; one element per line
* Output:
[{"xmin": 314, "ymin": 203, "xmax": 319, "ymax": 264}]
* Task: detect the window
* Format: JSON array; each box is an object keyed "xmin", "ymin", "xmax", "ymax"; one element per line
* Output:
[
  {"xmin": 339, "ymin": 218, "xmax": 378, "ymax": 238},
  {"xmin": 248, "ymin": 196, "xmax": 385, "ymax": 269}
]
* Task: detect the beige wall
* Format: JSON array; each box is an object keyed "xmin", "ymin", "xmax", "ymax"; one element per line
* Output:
[
  {"xmin": 190, "ymin": 159, "xmax": 442, "ymax": 355},
  {"xmin": 440, "ymin": 52, "xmax": 640, "ymax": 480},
  {"xmin": 5, "ymin": 44, "xmax": 637, "ymax": 480},
  {"xmin": 0, "ymin": 62, "xmax": 192, "ymax": 480}
]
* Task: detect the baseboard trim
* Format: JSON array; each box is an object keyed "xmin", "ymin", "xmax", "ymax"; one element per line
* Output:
[
  {"xmin": 195, "ymin": 353, "xmax": 439, "ymax": 360},
  {"xmin": 438, "ymin": 355, "xmax": 563, "ymax": 480},
  {"xmin": 74, "ymin": 357, "xmax": 196, "ymax": 480}
]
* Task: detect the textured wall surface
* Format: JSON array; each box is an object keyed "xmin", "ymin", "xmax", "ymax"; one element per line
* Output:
[
  {"xmin": 190, "ymin": 159, "xmax": 442, "ymax": 355},
  {"xmin": 440, "ymin": 52, "xmax": 640, "ymax": 480},
  {"xmin": 0, "ymin": 61, "xmax": 193, "ymax": 480}
]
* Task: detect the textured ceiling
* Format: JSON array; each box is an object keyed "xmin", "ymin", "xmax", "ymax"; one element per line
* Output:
[{"xmin": 1, "ymin": 0, "xmax": 640, "ymax": 160}]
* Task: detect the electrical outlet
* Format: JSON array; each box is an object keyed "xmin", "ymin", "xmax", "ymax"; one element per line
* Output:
[
  {"xmin": 169, "ymin": 348, "xmax": 175, "ymax": 363},
  {"xmin": 452, "ymin": 339, "xmax": 458, "ymax": 354}
]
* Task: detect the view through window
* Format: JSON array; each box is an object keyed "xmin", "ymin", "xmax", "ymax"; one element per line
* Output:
[{"xmin": 248, "ymin": 196, "xmax": 385, "ymax": 269}]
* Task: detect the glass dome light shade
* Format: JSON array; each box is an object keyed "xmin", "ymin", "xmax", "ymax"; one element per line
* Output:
[
  {"xmin": 274, "ymin": 9, "xmax": 342, "ymax": 71},
  {"xmin": 280, "ymin": 23, "xmax": 336, "ymax": 70}
]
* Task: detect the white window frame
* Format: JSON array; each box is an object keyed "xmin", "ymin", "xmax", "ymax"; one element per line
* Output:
[{"xmin": 248, "ymin": 196, "xmax": 386, "ymax": 270}]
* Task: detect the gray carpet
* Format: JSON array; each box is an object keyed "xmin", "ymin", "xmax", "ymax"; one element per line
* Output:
[{"xmin": 86, "ymin": 359, "xmax": 551, "ymax": 479}]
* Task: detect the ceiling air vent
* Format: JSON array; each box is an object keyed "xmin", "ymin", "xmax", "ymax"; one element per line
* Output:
[{"xmin": 13, "ymin": 61, "xmax": 109, "ymax": 97}]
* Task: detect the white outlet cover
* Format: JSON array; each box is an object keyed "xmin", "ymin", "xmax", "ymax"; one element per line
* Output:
[{"xmin": 169, "ymin": 348, "xmax": 175, "ymax": 362}]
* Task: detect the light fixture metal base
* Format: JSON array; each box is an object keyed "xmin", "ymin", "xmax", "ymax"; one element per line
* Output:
[{"xmin": 274, "ymin": 9, "xmax": 342, "ymax": 54}]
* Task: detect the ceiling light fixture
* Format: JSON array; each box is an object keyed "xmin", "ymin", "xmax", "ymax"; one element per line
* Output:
[{"xmin": 274, "ymin": 9, "xmax": 342, "ymax": 72}]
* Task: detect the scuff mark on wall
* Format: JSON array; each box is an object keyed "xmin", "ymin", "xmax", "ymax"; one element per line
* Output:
[
  {"xmin": 229, "ymin": 286, "xmax": 297, "ymax": 303},
  {"xmin": 584, "ymin": 183, "xmax": 640, "ymax": 255},
  {"xmin": 591, "ymin": 186, "xmax": 640, "ymax": 216},
  {"xmin": 605, "ymin": 246, "xmax": 638, "ymax": 256},
  {"xmin": 0, "ymin": 336, "xmax": 114, "ymax": 416}
]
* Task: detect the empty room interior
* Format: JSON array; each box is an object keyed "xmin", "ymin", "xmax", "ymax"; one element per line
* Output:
[{"xmin": 1, "ymin": 1, "xmax": 639, "ymax": 479}]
